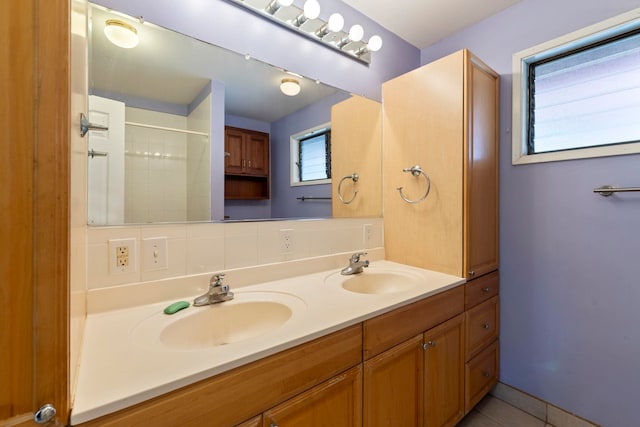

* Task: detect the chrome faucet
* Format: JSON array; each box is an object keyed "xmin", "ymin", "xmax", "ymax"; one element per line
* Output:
[
  {"xmin": 341, "ymin": 252, "xmax": 369, "ymax": 275},
  {"xmin": 193, "ymin": 273, "xmax": 234, "ymax": 306}
]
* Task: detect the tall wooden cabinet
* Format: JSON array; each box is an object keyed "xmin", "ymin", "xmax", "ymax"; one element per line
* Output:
[
  {"xmin": 382, "ymin": 49, "xmax": 500, "ymax": 424},
  {"xmin": 224, "ymin": 126, "xmax": 270, "ymax": 199},
  {"xmin": 382, "ymin": 49, "xmax": 499, "ymax": 280}
]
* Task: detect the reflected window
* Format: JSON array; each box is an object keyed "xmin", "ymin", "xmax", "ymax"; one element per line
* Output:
[{"xmin": 290, "ymin": 123, "xmax": 331, "ymax": 186}]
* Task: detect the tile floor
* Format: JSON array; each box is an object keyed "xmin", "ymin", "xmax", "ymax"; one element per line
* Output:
[
  {"xmin": 459, "ymin": 393, "xmax": 598, "ymax": 427},
  {"xmin": 460, "ymin": 396, "xmax": 551, "ymax": 427}
]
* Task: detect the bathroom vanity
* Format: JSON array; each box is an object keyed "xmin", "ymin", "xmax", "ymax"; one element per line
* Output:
[{"xmin": 71, "ymin": 259, "xmax": 499, "ymax": 427}]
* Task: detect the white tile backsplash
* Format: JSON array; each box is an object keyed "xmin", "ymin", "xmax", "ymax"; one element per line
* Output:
[{"xmin": 87, "ymin": 218, "xmax": 383, "ymax": 291}]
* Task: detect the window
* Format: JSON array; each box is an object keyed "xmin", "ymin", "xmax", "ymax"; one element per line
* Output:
[
  {"xmin": 512, "ymin": 9, "xmax": 640, "ymax": 164},
  {"xmin": 290, "ymin": 123, "xmax": 331, "ymax": 186}
]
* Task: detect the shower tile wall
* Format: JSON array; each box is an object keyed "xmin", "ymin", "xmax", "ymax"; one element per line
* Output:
[{"xmin": 124, "ymin": 107, "xmax": 188, "ymax": 223}]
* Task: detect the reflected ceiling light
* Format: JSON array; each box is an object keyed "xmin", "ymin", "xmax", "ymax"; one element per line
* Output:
[
  {"xmin": 104, "ymin": 19, "xmax": 139, "ymax": 49},
  {"xmin": 280, "ymin": 78, "xmax": 301, "ymax": 96}
]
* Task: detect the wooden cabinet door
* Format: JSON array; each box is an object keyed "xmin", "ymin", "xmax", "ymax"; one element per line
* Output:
[
  {"xmin": 263, "ymin": 365, "xmax": 361, "ymax": 427},
  {"xmin": 245, "ymin": 132, "xmax": 269, "ymax": 176},
  {"xmin": 464, "ymin": 53, "xmax": 499, "ymax": 279},
  {"xmin": 225, "ymin": 128, "xmax": 245, "ymax": 174},
  {"xmin": 364, "ymin": 335, "xmax": 424, "ymax": 427},
  {"xmin": 423, "ymin": 314, "xmax": 465, "ymax": 427}
]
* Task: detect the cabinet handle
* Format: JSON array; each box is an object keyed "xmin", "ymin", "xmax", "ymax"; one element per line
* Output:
[
  {"xmin": 469, "ymin": 271, "xmax": 476, "ymax": 277},
  {"xmin": 422, "ymin": 340, "xmax": 436, "ymax": 350},
  {"xmin": 482, "ymin": 287, "xmax": 490, "ymax": 292},
  {"xmin": 482, "ymin": 371, "xmax": 490, "ymax": 378},
  {"xmin": 248, "ymin": 160, "xmax": 251, "ymax": 167},
  {"xmin": 482, "ymin": 323, "xmax": 490, "ymax": 330},
  {"xmin": 242, "ymin": 159, "xmax": 246, "ymax": 167}
]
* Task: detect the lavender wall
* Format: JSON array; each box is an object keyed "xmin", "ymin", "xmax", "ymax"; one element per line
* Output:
[{"xmin": 421, "ymin": 1, "xmax": 640, "ymax": 426}]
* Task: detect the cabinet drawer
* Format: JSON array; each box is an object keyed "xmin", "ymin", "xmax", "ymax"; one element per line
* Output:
[
  {"xmin": 465, "ymin": 340, "xmax": 499, "ymax": 413},
  {"xmin": 464, "ymin": 271, "xmax": 499, "ymax": 309},
  {"xmin": 465, "ymin": 296, "xmax": 499, "ymax": 360},
  {"xmin": 363, "ymin": 286, "xmax": 464, "ymax": 359}
]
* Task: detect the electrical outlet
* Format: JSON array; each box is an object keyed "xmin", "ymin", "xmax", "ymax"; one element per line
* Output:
[
  {"xmin": 109, "ymin": 238, "xmax": 137, "ymax": 274},
  {"xmin": 116, "ymin": 246, "xmax": 129, "ymax": 267},
  {"xmin": 143, "ymin": 237, "xmax": 168, "ymax": 272},
  {"xmin": 279, "ymin": 229, "xmax": 295, "ymax": 253},
  {"xmin": 363, "ymin": 224, "xmax": 373, "ymax": 248}
]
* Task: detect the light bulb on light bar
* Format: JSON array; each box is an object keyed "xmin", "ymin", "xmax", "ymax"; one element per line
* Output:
[
  {"xmin": 367, "ymin": 35, "xmax": 383, "ymax": 52},
  {"xmin": 327, "ymin": 13, "xmax": 344, "ymax": 32},
  {"xmin": 348, "ymin": 24, "xmax": 364, "ymax": 42},
  {"xmin": 316, "ymin": 12, "xmax": 344, "ymax": 38},
  {"xmin": 265, "ymin": 0, "xmax": 293, "ymax": 15},
  {"xmin": 303, "ymin": 0, "xmax": 321, "ymax": 20}
]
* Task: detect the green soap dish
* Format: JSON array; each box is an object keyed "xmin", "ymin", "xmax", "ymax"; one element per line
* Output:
[{"xmin": 163, "ymin": 301, "xmax": 190, "ymax": 315}]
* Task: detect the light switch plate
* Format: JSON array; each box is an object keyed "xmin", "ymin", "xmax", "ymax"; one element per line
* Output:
[{"xmin": 143, "ymin": 237, "xmax": 168, "ymax": 271}]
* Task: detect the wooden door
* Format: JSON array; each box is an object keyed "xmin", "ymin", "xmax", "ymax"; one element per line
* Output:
[
  {"xmin": 263, "ymin": 365, "xmax": 362, "ymax": 427},
  {"xmin": 244, "ymin": 132, "xmax": 269, "ymax": 176},
  {"xmin": 423, "ymin": 314, "xmax": 465, "ymax": 427},
  {"xmin": 464, "ymin": 53, "xmax": 500, "ymax": 279},
  {"xmin": 363, "ymin": 335, "xmax": 424, "ymax": 427},
  {"xmin": 224, "ymin": 127, "xmax": 245, "ymax": 174},
  {"xmin": 1, "ymin": 0, "xmax": 70, "ymax": 425}
]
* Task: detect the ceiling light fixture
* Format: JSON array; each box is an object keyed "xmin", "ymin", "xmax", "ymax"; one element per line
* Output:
[
  {"xmin": 224, "ymin": 0, "xmax": 381, "ymax": 64},
  {"xmin": 104, "ymin": 19, "xmax": 139, "ymax": 49},
  {"xmin": 280, "ymin": 78, "xmax": 301, "ymax": 96}
]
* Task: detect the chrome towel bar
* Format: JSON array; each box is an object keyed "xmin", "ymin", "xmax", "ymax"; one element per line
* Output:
[
  {"xmin": 593, "ymin": 185, "xmax": 640, "ymax": 197},
  {"xmin": 297, "ymin": 196, "xmax": 331, "ymax": 201}
]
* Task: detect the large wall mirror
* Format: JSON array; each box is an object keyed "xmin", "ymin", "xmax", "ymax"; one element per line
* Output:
[{"xmin": 87, "ymin": 2, "xmax": 381, "ymax": 226}]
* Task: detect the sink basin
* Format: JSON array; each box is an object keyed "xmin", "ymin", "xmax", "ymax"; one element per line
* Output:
[
  {"xmin": 327, "ymin": 269, "xmax": 423, "ymax": 294},
  {"xmin": 132, "ymin": 291, "xmax": 306, "ymax": 350}
]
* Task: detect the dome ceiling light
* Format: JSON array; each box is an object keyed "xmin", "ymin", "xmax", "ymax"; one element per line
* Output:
[
  {"xmin": 104, "ymin": 19, "xmax": 139, "ymax": 49},
  {"xmin": 280, "ymin": 78, "xmax": 301, "ymax": 96}
]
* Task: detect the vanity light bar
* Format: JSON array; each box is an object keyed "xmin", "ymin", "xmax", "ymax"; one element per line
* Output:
[{"xmin": 224, "ymin": 0, "xmax": 381, "ymax": 65}]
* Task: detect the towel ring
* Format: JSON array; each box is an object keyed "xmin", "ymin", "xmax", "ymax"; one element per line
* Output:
[
  {"xmin": 338, "ymin": 173, "xmax": 359, "ymax": 204},
  {"xmin": 396, "ymin": 165, "xmax": 431, "ymax": 204}
]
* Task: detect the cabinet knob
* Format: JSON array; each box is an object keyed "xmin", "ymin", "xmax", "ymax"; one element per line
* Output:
[
  {"xmin": 469, "ymin": 271, "xmax": 476, "ymax": 277},
  {"xmin": 422, "ymin": 341, "xmax": 436, "ymax": 350},
  {"xmin": 482, "ymin": 287, "xmax": 490, "ymax": 292},
  {"xmin": 482, "ymin": 371, "xmax": 490, "ymax": 378},
  {"xmin": 482, "ymin": 323, "xmax": 490, "ymax": 330}
]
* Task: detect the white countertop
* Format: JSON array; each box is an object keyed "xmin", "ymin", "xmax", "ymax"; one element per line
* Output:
[{"xmin": 71, "ymin": 260, "xmax": 464, "ymax": 425}]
